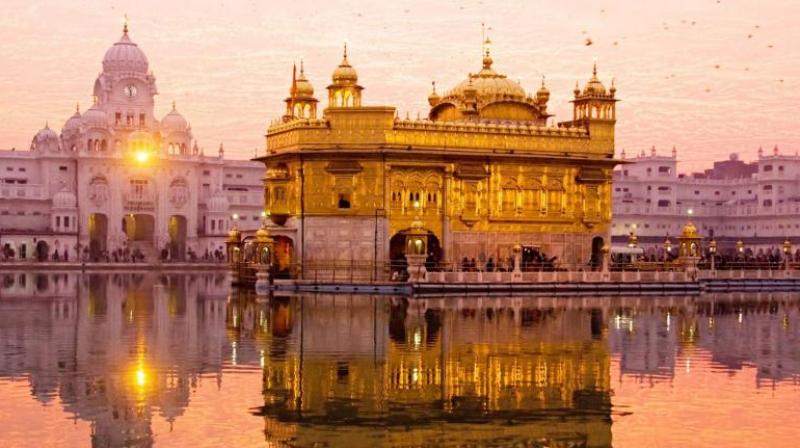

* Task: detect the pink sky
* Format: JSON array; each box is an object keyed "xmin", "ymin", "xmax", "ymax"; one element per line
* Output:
[{"xmin": 1, "ymin": 0, "xmax": 798, "ymax": 171}]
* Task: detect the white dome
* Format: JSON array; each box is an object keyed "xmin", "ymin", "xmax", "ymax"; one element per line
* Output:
[
  {"xmin": 81, "ymin": 103, "xmax": 108, "ymax": 129},
  {"xmin": 62, "ymin": 108, "xmax": 82, "ymax": 133},
  {"xmin": 34, "ymin": 125, "xmax": 58, "ymax": 142},
  {"xmin": 161, "ymin": 105, "xmax": 189, "ymax": 133},
  {"xmin": 52, "ymin": 189, "xmax": 77, "ymax": 209},
  {"xmin": 102, "ymin": 27, "xmax": 149, "ymax": 74},
  {"xmin": 207, "ymin": 192, "xmax": 230, "ymax": 212}
]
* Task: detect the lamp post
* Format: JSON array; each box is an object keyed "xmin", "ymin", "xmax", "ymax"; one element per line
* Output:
[
  {"xmin": 628, "ymin": 226, "xmax": 639, "ymax": 263},
  {"xmin": 736, "ymin": 240, "xmax": 745, "ymax": 259},
  {"xmin": 664, "ymin": 236, "xmax": 672, "ymax": 262},
  {"xmin": 783, "ymin": 238, "xmax": 792, "ymax": 271},
  {"xmin": 708, "ymin": 239, "xmax": 717, "ymax": 272}
]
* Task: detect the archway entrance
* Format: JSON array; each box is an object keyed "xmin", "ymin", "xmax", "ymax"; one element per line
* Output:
[
  {"xmin": 122, "ymin": 214, "xmax": 155, "ymax": 261},
  {"xmin": 88, "ymin": 213, "xmax": 108, "ymax": 260},
  {"xmin": 591, "ymin": 236, "xmax": 605, "ymax": 271},
  {"xmin": 389, "ymin": 229, "xmax": 442, "ymax": 273},
  {"xmin": 35, "ymin": 240, "xmax": 49, "ymax": 262},
  {"xmin": 123, "ymin": 214, "xmax": 155, "ymax": 241},
  {"xmin": 273, "ymin": 236, "xmax": 294, "ymax": 278},
  {"xmin": 168, "ymin": 215, "xmax": 188, "ymax": 261}
]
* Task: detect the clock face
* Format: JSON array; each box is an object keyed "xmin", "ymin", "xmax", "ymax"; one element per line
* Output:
[{"xmin": 124, "ymin": 84, "xmax": 138, "ymax": 98}]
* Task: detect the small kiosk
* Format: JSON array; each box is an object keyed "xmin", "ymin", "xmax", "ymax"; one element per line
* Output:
[{"xmin": 404, "ymin": 218, "xmax": 428, "ymax": 282}]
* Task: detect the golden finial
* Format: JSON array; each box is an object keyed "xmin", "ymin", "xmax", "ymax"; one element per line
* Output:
[
  {"xmin": 343, "ymin": 42, "xmax": 348, "ymax": 60},
  {"xmin": 431, "ymin": 80, "xmax": 436, "ymax": 94},
  {"xmin": 45, "ymin": 121, "xmax": 49, "ymax": 129},
  {"xmin": 541, "ymin": 75, "xmax": 546, "ymax": 87},
  {"xmin": 75, "ymin": 103, "xmax": 80, "ymax": 113},
  {"xmin": 300, "ymin": 58, "xmax": 305, "ymax": 75},
  {"xmin": 172, "ymin": 100, "xmax": 176, "ymax": 111},
  {"xmin": 123, "ymin": 14, "xmax": 129, "ymax": 35},
  {"xmin": 592, "ymin": 58, "xmax": 598, "ymax": 78}
]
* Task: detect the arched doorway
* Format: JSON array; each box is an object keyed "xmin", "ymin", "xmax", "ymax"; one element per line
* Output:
[
  {"xmin": 35, "ymin": 240, "xmax": 49, "ymax": 262},
  {"xmin": 591, "ymin": 236, "xmax": 605, "ymax": 271},
  {"xmin": 168, "ymin": 215, "xmax": 187, "ymax": 261},
  {"xmin": 389, "ymin": 229, "xmax": 442, "ymax": 273},
  {"xmin": 273, "ymin": 236, "xmax": 294, "ymax": 278},
  {"xmin": 88, "ymin": 213, "xmax": 108, "ymax": 260},
  {"xmin": 122, "ymin": 214, "xmax": 155, "ymax": 241}
]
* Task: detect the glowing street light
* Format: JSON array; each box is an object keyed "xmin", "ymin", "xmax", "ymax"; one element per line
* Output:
[{"xmin": 709, "ymin": 239, "xmax": 717, "ymax": 271}]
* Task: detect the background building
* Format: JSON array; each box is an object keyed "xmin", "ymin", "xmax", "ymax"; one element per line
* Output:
[
  {"xmin": 612, "ymin": 146, "xmax": 800, "ymax": 255},
  {"xmin": 258, "ymin": 41, "xmax": 619, "ymax": 274},
  {"xmin": 0, "ymin": 25, "xmax": 263, "ymax": 261}
]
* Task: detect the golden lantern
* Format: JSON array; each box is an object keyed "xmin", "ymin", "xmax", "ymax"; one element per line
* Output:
[
  {"xmin": 736, "ymin": 240, "xmax": 745, "ymax": 255},
  {"xmin": 627, "ymin": 231, "xmax": 638, "ymax": 249},
  {"xmin": 708, "ymin": 239, "xmax": 717, "ymax": 255},
  {"xmin": 783, "ymin": 239, "xmax": 792, "ymax": 255},
  {"xmin": 664, "ymin": 237, "xmax": 673, "ymax": 254}
]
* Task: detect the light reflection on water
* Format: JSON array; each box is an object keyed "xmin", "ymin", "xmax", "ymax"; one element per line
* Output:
[{"xmin": 0, "ymin": 272, "xmax": 799, "ymax": 447}]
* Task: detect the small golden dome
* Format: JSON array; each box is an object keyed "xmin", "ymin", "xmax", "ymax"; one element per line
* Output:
[
  {"xmin": 583, "ymin": 62, "xmax": 607, "ymax": 95},
  {"xmin": 428, "ymin": 81, "xmax": 440, "ymax": 106},
  {"xmin": 227, "ymin": 227, "xmax": 241, "ymax": 242},
  {"xmin": 680, "ymin": 221, "xmax": 699, "ymax": 238},
  {"xmin": 295, "ymin": 61, "xmax": 314, "ymax": 97},
  {"xmin": 255, "ymin": 226, "xmax": 272, "ymax": 242},
  {"xmin": 332, "ymin": 43, "xmax": 358, "ymax": 83},
  {"xmin": 536, "ymin": 76, "xmax": 550, "ymax": 102}
]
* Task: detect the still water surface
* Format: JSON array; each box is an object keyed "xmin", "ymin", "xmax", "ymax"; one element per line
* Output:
[{"xmin": 0, "ymin": 272, "xmax": 798, "ymax": 447}]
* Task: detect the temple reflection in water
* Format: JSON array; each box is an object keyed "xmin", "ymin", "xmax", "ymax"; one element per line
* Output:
[{"xmin": 1, "ymin": 272, "xmax": 799, "ymax": 447}]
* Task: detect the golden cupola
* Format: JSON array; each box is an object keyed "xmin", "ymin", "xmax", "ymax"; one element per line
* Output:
[
  {"xmin": 428, "ymin": 81, "xmax": 441, "ymax": 106},
  {"xmin": 327, "ymin": 43, "xmax": 363, "ymax": 108},
  {"xmin": 428, "ymin": 39, "xmax": 551, "ymax": 124},
  {"xmin": 283, "ymin": 61, "xmax": 318, "ymax": 122},
  {"xmin": 572, "ymin": 61, "xmax": 618, "ymax": 122}
]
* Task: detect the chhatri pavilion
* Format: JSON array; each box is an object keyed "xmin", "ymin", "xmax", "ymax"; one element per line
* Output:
[{"xmin": 255, "ymin": 40, "xmax": 619, "ymax": 273}]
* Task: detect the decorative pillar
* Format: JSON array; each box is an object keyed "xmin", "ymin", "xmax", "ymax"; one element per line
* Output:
[
  {"xmin": 226, "ymin": 227, "xmax": 241, "ymax": 284},
  {"xmin": 783, "ymin": 239, "xmax": 792, "ymax": 272},
  {"xmin": 405, "ymin": 216, "xmax": 428, "ymax": 283},
  {"xmin": 677, "ymin": 221, "xmax": 702, "ymax": 280},
  {"xmin": 511, "ymin": 244, "xmax": 522, "ymax": 282},
  {"xmin": 254, "ymin": 226, "xmax": 275, "ymax": 296},
  {"xmin": 708, "ymin": 239, "xmax": 717, "ymax": 275}
]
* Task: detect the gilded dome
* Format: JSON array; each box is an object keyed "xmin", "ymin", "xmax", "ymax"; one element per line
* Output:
[
  {"xmin": 295, "ymin": 63, "xmax": 315, "ymax": 97},
  {"xmin": 332, "ymin": 45, "xmax": 358, "ymax": 83},
  {"xmin": 450, "ymin": 58, "xmax": 526, "ymax": 100},
  {"xmin": 430, "ymin": 47, "xmax": 548, "ymax": 124},
  {"xmin": 31, "ymin": 124, "xmax": 59, "ymax": 151},
  {"xmin": 255, "ymin": 226, "xmax": 272, "ymax": 243},
  {"xmin": 680, "ymin": 221, "xmax": 699, "ymax": 238},
  {"xmin": 581, "ymin": 62, "xmax": 607, "ymax": 96},
  {"xmin": 102, "ymin": 24, "xmax": 149, "ymax": 74},
  {"xmin": 227, "ymin": 227, "xmax": 241, "ymax": 242}
]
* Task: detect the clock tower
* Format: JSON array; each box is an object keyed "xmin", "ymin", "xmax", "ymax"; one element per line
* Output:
[{"xmin": 93, "ymin": 22, "xmax": 158, "ymax": 136}]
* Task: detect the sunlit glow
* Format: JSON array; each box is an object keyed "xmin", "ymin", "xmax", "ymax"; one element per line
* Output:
[
  {"xmin": 134, "ymin": 150, "xmax": 150, "ymax": 164},
  {"xmin": 413, "ymin": 329, "xmax": 422, "ymax": 348},
  {"xmin": 136, "ymin": 368, "xmax": 147, "ymax": 387}
]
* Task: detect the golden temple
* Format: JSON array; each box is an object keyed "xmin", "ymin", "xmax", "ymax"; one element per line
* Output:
[{"xmin": 256, "ymin": 39, "xmax": 619, "ymax": 274}]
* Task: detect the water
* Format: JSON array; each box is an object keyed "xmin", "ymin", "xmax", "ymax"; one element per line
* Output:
[{"xmin": 1, "ymin": 272, "xmax": 799, "ymax": 448}]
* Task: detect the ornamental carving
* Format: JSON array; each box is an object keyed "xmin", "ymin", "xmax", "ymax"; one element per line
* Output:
[
  {"xmin": 88, "ymin": 176, "xmax": 110, "ymax": 207},
  {"xmin": 169, "ymin": 178, "xmax": 190, "ymax": 209}
]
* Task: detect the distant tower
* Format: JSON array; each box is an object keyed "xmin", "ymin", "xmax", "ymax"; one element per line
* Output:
[{"xmin": 327, "ymin": 43, "xmax": 363, "ymax": 108}]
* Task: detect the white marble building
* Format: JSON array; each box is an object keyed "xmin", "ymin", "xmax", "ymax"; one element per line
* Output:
[
  {"xmin": 612, "ymin": 146, "xmax": 800, "ymax": 255},
  {"xmin": 0, "ymin": 25, "xmax": 263, "ymax": 261}
]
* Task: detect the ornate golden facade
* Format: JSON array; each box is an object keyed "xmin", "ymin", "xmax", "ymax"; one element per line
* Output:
[{"xmin": 257, "ymin": 41, "xmax": 619, "ymax": 273}]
